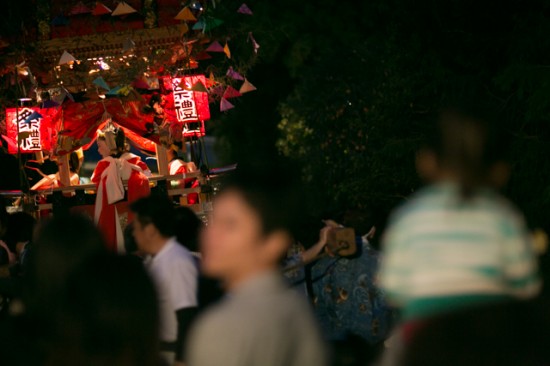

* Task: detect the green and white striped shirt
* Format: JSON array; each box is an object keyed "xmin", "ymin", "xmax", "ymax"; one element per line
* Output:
[{"xmin": 380, "ymin": 182, "xmax": 541, "ymax": 321}]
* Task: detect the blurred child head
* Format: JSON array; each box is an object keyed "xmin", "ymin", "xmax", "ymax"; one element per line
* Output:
[{"xmin": 416, "ymin": 106, "xmax": 510, "ymax": 197}]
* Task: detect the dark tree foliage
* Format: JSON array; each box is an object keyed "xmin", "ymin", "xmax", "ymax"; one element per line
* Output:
[{"xmin": 215, "ymin": 0, "xmax": 550, "ymax": 235}]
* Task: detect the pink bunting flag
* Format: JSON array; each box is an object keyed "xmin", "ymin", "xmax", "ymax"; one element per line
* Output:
[
  {"xmin": 239, "ymin": 78, "xmax": 257, "ymax": 94},
  {"xmin": 226, "ymin": 67, "xmax": 244, "ymax": 81},
  {"xmin": 205, "ymin": 41, "xmax": 224, "ymax": 53},
  {"xmin": 220, "ymin": 98, "xmax": 235, "ymax": 112},
  {"xmin": 70, "ymin": 1, "xmax": 91, "ymax": 15},
  {"xmin": 248, "ymin": 32, "xmax": 260, "ymax": 54},
  {"xmin": 195, "ymin": 51, "xmax": 212, "ymax": 60},
  {"xmin": 237, "ymin": 3, "xmax": 253, "ymax": 15},
  {"xmin": 223, "ymin": 86, "xmax": 242, "ymax": 99}
]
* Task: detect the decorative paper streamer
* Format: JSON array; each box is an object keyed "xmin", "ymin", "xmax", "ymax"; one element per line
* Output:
[
  {"xmin": 220, "ymin": 98, "xmax": 234, "ymax": 111},
  {"xmin": 223, "ymin": 86, "xmax": 242, "ymax": 99},
  {"xmin": 174, "ymin": 7, "xmax": 196, "ymax": 21},
  {"xmin": 58, "ymin": 51, "xmax": 76, "ymax": 65},
  {"xmin": 237, "ymin": 3, "xmax": 253, "ymax": 15},
  {"xmin": 206, "ymin": 41, "xmax": 224, "ymax": 52},
  {"xmin": 69, "ymin": 1, "xmax": 91, "ymax": 15},
  {"xmin": 226, "ymin": 67, "xmax": 244, "ymax": 80},
  {"xmin": 111, "ymin": 2, "xmax": 137, "ymax": 16},
  {"xmin": 239, "ymin": 78, "xmax": 257, "ymax": 94},
  {"xmin": 92, "ymin": 2, "xmax": 112, "ymax": 16},
  {"xmin": 223, "ymin": 43, "xmax": 231, "ymax": 59},
  {"xmin": 93, "ymin": 77, "xmax": 110, "ymax": 91}
]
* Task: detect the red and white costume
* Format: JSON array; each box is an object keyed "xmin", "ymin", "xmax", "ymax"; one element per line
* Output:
[
  {"xmin": 91, "ymin": 155, "xmax": 150, "ymax": 253},
  {"xmin": 168, "ymin": 159, "xmax": 199, "ymax": 204}
]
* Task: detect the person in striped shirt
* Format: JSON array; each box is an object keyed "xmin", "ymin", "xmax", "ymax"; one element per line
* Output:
[{"xmin": 380, "ymin": 107, "xmax": 541, "ymax": 324}]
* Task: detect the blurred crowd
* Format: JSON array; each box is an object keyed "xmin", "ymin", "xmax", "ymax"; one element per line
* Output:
[{"xmin": 1, "ymin": 106, "xmax": 550, "ymax": 366}]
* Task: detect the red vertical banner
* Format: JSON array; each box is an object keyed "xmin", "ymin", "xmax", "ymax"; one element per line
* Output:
[{"xmin": 5, "ymin": 107, "xmax": 58, "ymax": 154}]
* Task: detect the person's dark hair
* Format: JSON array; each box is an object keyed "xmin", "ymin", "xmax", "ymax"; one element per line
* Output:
[
  {"xmin": 3, "ymin": 212, "xmax": 36, "ymax": 253},
  {"xmin": 68, "ymin": 151, "xmax": 80, "ymax": 174},
  {"xmin": 220, "ymin": 166, "xmax": 303, "ymax": 237},
  {"xmin": 130, "ymin": 194, "xmax": 176, "ymax": 238},
  {"xmin": 123, "ymin": 222, "xmax": 138, "ymax": 254},
  {"xmin": 174, "ymin": 207, "xmax": 202, "ymax": 252},
  {"xmin": 25, "ymin": 214, "xmax": 107, "ymax": 318},
  {"xmin": 426, "ymin": 106, "xmax": 508, "ymax": 198},
  {"xmin": 47, "ymin": 254, "xmax": 160, "ymax": 366}
]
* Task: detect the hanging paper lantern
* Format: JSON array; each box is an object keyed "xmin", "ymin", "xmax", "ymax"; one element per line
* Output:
[
  {"xmin": 164, "ymin": 75, "xmax": 211, "ymax": 123},
  {"xmin": 5, "ymin": 107, "xmax": 58, "ymax": 154}
]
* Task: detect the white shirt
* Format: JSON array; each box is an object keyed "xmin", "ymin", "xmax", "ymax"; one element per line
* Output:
[{"xmin": 145, "ymin": 237, "xmax": 198, "ymax": 342}]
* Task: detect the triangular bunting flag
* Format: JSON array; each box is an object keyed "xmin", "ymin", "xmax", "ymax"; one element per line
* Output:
[
  {"xmin": 190, "ymin": 81, "xmax": 208, "ymax": 92},
  {"xmin": 93, "ymin": 76, "xmax": 110, "ymax": 91},
  {"xmin": 248, "ymin": 32, "xmax": 260, "ymax": 54},
  {"xmin": 24, "ymin": 111, "xmax": 43, "ymax": 123},
  {"xmin": 106, "ymin": 86, "xmax": 122, "ymax": 96},
  {"xmin": 51, "ymin": 15, "xmax": 69, "ymax": 26},
  {"xmin": 205, "ymin": 17, "xmax": 223, "ymax": 30},
  {"xmin": 226, "ymin": 67, "xmax": 244, "ymax": 80},
  {"xmin": 220, "ymin": 98, "xmax": 234, "ymax": 112},
  {"xmin": 58, "ymin": 50, "xmax": 76, "ymax": 65},
  {"xmin": 180, "ymin": 22, "xmax": 189, "ymax": 36},
  {"xmin": 62, "ymin": 87, "xmax": 74, "ymax": 102},
  {"xmin": 206, "ymin": 41, "xmax": 224, "ymax": 52},
  {"xmin": 123, "ymin": 38, "xmax": 135, "ymax": 52},
  {"xmin": 237, "ymin": 3, "xmax": 253, "ymax": 15},
  {"xmin": 223, "ymin": 43, "xmax": 231, "ymax": 59},
  {"xmin": 195, "ymin": 51, "xmax": 212, "ymax": 60},
  {"xmin": 132, "ymin": 78, "xmax": 150, "ymax": 90},
  {"xmin": 239, "ymin": 78, "xmax": 257, "ymax": 94},
  {"xmin": 223, "ymin": 86, "xmax": 241, "ymax": 99},
  {"xmin": 111, "ymin": 2, "xmax": 137, "ymax": 16},
  {"xmin": 92, "ymin": 2, "xmax": 112, "ymax": 16},
  {"xmin": 174, "ymin": 7, "xmax": 196, "ymax": 21},
  {"xmin": 192, "ymin": 18, "xmax": 205, "ymax": 31},
  {"xmin": 69, "ymin": 1, "xmax": 91, "ymax": 15}
]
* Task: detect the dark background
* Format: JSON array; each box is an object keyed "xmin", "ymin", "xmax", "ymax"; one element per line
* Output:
[{"xmin": 1, "ymin": 0, "xmax": 550, "ymax": 236}]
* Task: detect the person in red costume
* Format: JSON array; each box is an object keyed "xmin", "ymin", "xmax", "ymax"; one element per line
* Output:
[
  {"xmin": 91, "ymin": 126, "xmax": 150, "ymax": 253},
  {"xmin": 167, "ymin": 147, "xmax": 199, "ymax": 205}
]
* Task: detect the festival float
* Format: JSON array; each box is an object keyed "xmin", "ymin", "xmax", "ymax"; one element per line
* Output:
[{"xmin": 0, "ymin": 0, "xmax": 258, "ymax": 220}]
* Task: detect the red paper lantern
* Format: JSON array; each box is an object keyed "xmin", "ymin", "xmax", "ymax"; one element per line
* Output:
[
  {"xmin": 4, "ymin": 107, "xmax": 58, "ymax": 154},
  {"xmin": 162, "ymin": 74, "xmax": 211, "ymax": 123}
]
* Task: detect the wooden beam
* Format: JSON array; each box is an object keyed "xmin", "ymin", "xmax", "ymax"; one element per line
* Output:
[{"xmin": 155, "ymin": 144, "xmax": 169, "ymax": 176}]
